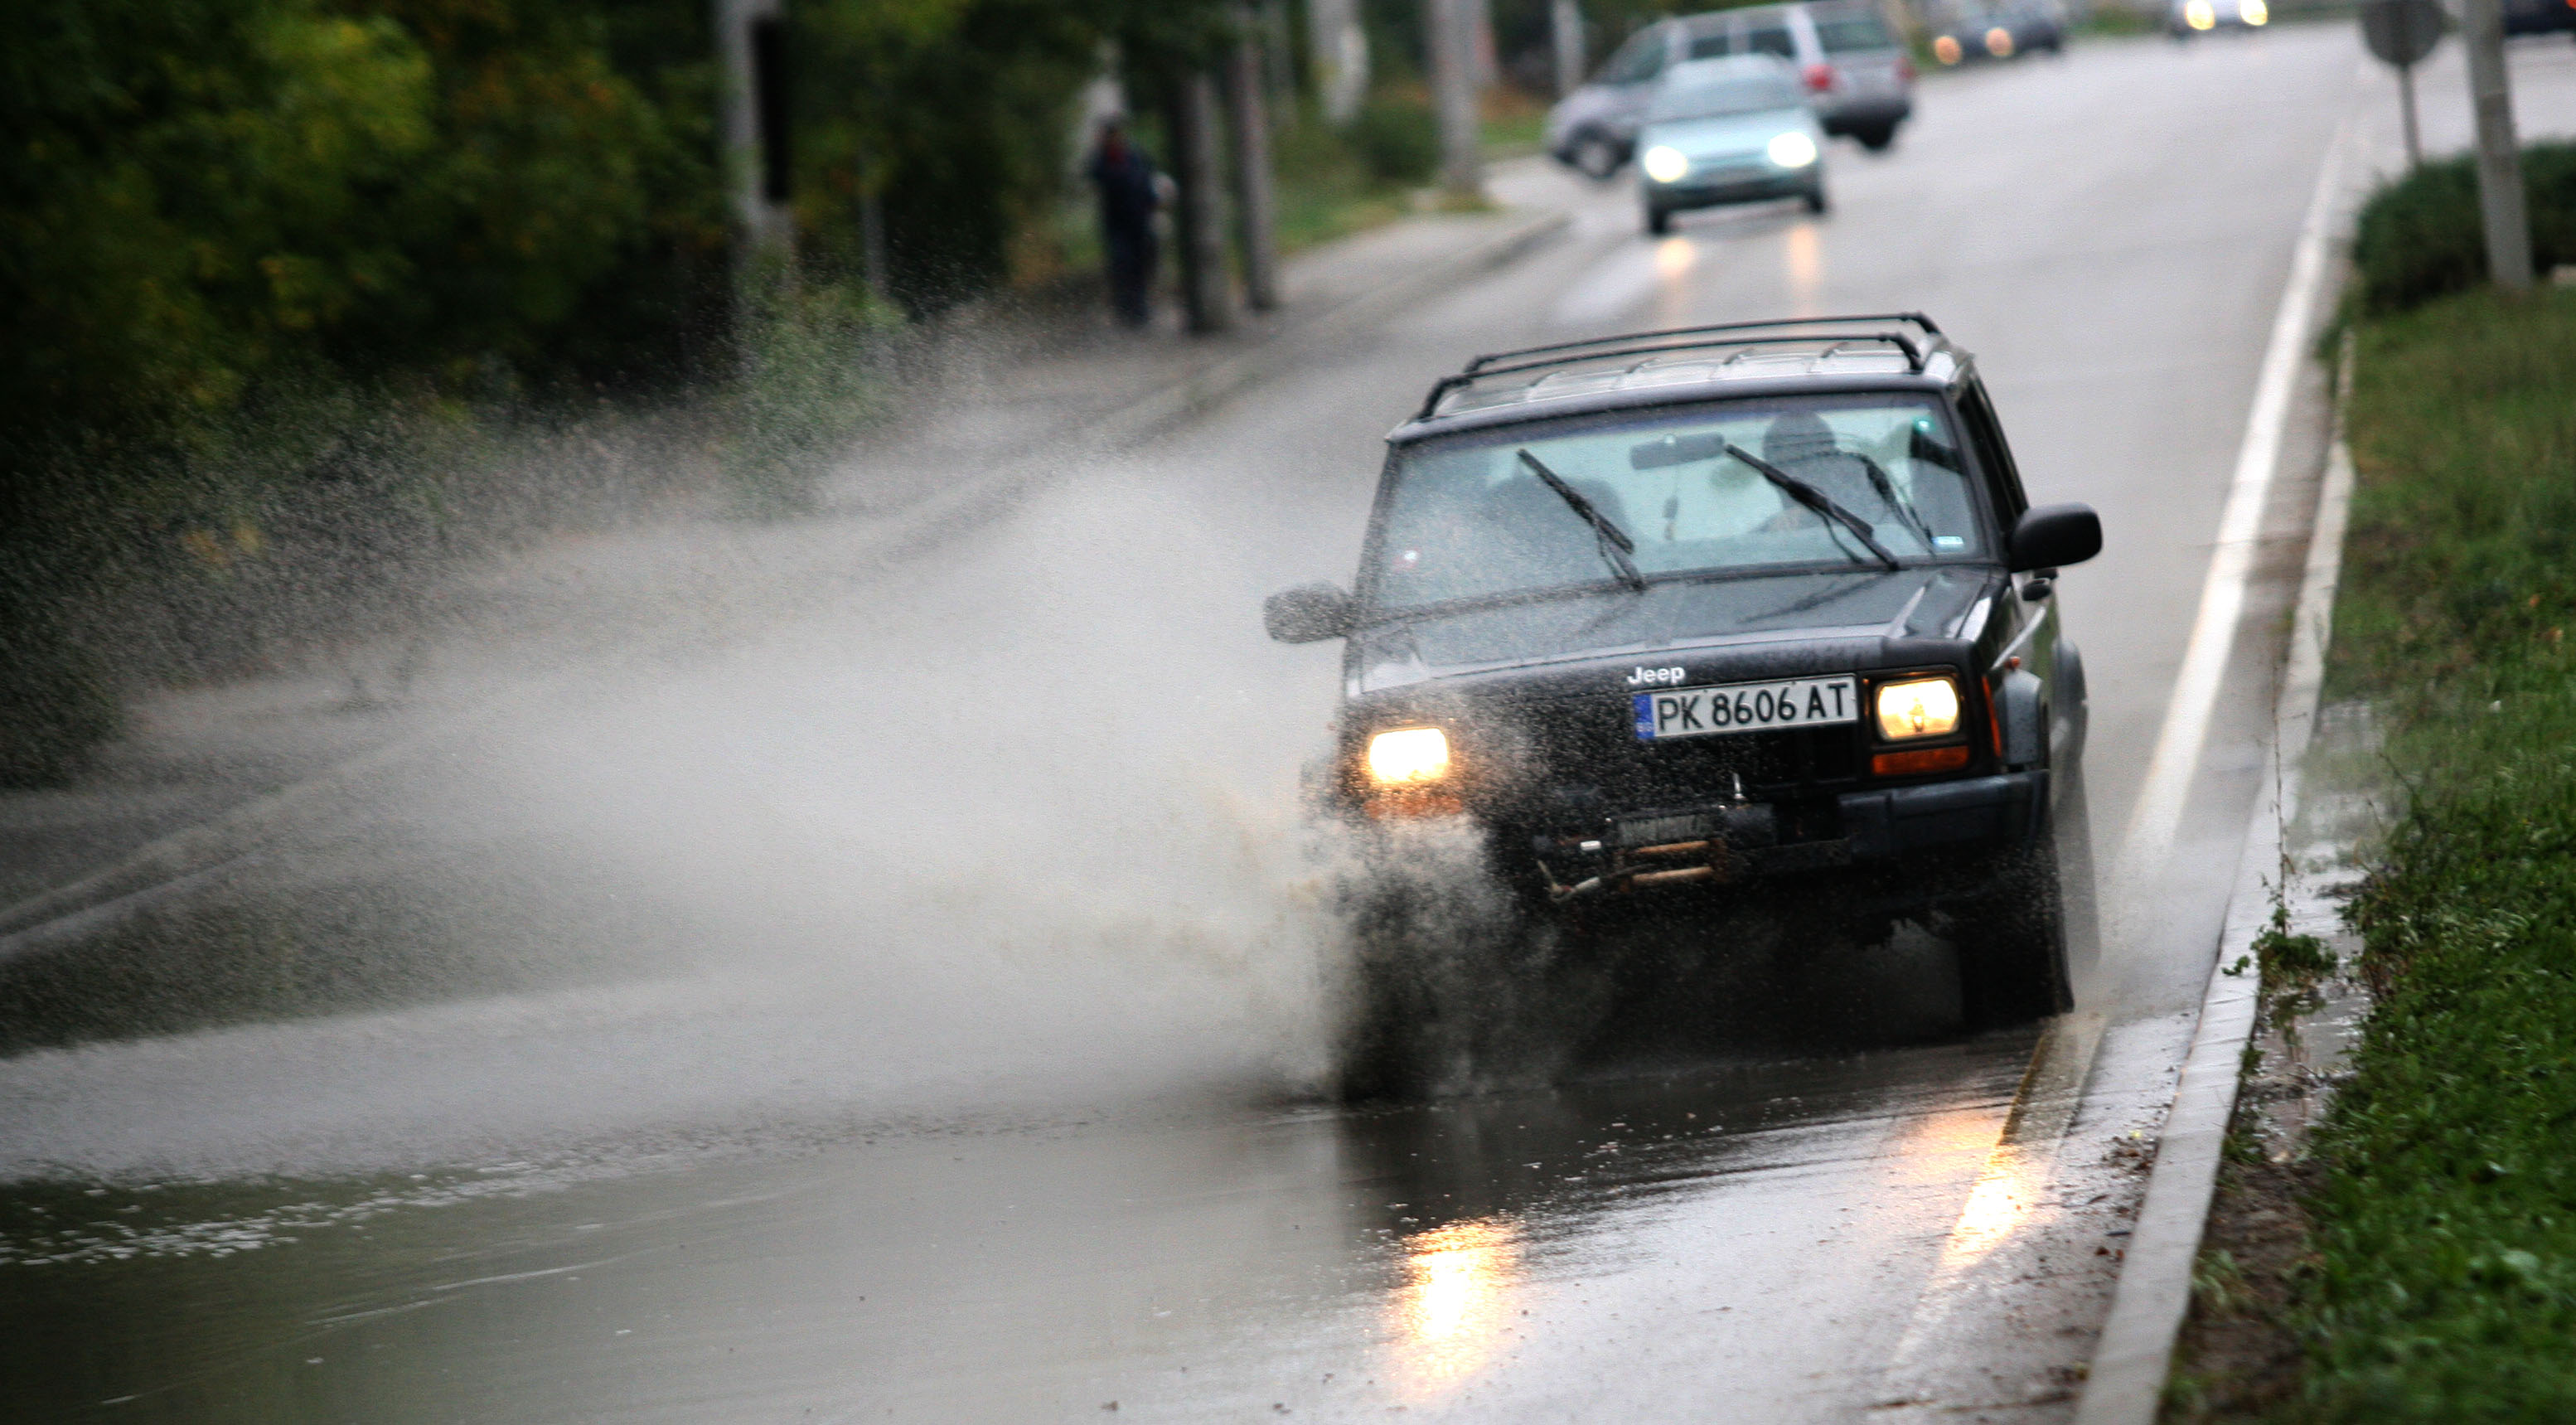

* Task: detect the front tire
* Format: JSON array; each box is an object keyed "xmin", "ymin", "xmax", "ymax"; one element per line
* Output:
[
  {"xmin": 1571, "ymin": 132, "xmax": 1625, "ymax": 180},
  {"xmin": 1854, "ymin": 124, "xmax": 1896, "ymax": 152},
  {"xmin": 1803, "ymin": 183, "xmax": 1830, "ymax": 216},
  {"xmin": 1949, "ymin": 817, "xmax": 2073, "ymax": 1030},
  {"xmin": 1645, "ymin": 203, "xmax": 1674, "ymax": 235}
]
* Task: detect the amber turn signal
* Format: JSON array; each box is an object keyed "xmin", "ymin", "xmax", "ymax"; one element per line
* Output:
[{"xmin": 1872, "ymin": 744, "xmax": 1971, "ymax": 777}]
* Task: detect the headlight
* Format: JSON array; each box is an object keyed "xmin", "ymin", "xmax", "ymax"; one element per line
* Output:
[
  {"xmin": 1640, "ymin": 145, "xmax": 1692, "ymax": 184},
  {"xmin": 1932, "ymin": 34, "xmax": 1963, "ymax": 63},
  {"xmin": 1766, "ymin": 131, "xmax": 1818, "ymax": 168},
  {"xmin": 1874, "ymin": 677, "xmax": 1963, "ymax": 740},
  {"xmin": 2184, "ymin": 0, "xmax": 2216, "ymax": 27},
  {"xmin": 1366, "ymin": 728, "xmax": 1451, "ymax": 785},
  {"xmin": 2239, "ymin": 0, "xmax": 2268, "ymax": 22},
  {"xmin": 1984, "ymin": 26, "xmax": 2015, "ymax": 57}
]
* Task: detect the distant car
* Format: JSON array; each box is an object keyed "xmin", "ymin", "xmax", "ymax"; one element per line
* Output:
[
  {"xmin": 2167, "ymin": 0, "xmax": 2269, "ymax": 36},
  {"xmin": 1547, "ymin": 0, "xmax": 1915, "ymax": 175},
  {"xmin": 2503, "ymin": 0, "xmax": 2576, "ymax": 38},
  {"xmin": 1925, "ymin": 0, "xmax": 2067, "ymax": 64},
  {"xmin": 1635, "ymin": 58, "xmax": 1829, "ymax": 233}
]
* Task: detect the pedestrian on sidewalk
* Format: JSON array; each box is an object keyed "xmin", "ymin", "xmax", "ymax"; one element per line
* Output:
[{"xmin": 1086, "ymin": 115, "xmax": 1161, "ymax": 329}]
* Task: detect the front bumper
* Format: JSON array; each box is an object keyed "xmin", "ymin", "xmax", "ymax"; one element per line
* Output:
[
  {"xmin": 1819, "ymin": 95, "xmax": 1911, "ymax": 131},
  {"xmin": 1647, "ymin": 171, "xmax": 1816, "ymax": 211},
  {"xmin": 1533, "ymin": 770, "xmax": 2047, "ymax": 901}
]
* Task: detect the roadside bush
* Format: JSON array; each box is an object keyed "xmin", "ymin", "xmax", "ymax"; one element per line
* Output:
[
  {"xmin": 724, "ymin": 273, "xmax": 900, "ymax": 515},
  {"xmin": 2349, "ymin": 142, "xmax": 2576, "ymax": 316},
  {"xmin": 1348, "ymin": 99, "xmax": 1441, "ymax": 185}
]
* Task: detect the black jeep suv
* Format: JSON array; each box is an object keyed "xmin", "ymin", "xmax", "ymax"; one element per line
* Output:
[{"xmin": 1266, "ymin": 315, "xmax": 2099, "ymax": 1029}]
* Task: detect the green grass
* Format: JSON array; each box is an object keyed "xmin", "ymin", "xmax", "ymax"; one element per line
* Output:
[
  {"xmin": 1269, "ymin": 108, "xmax": 1438, "ymax": 258},
  {"xmin": 1481, "ymin": 109, "xmax": 1548, "ymax": 160},
  {"xmin": 2276, "ymin": 285, "xmax": 2576, "ymax": 1420}
]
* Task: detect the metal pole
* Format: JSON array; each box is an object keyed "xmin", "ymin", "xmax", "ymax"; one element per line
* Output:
[
  {"xmin": 2462, "ymin": 0, "xmax": 2535, "ymax": 289},
  {"xmin": 714, "ymin": 0, "xmax": 790, "ymax": 260},
  {"xmin": 1551, "ymin": 0, "xmax": 1586, "ymax": 99},
  {"xmin": 1470, "ymin": 0, "xmax": 1499, "ymax": 90},
  {"xmin": 1226, "ymin": 12, "xmax": 1281, "ymax": 312},
  {"xmin": 714, "ymin": 0, "xmax": 791, "ymax": 365},
  {"xmin": 1426, "ymin": 0, "xmax": 1483, "ymax": 198},
  {"xmin": 2397, "ymin": 61, "xmax": 2421, "ymax": 168}
]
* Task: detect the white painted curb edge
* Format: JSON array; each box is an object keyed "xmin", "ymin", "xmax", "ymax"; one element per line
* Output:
[{"xmin": 2072, "ymin": 343, "xmax": 2360, "ymax": 1425}]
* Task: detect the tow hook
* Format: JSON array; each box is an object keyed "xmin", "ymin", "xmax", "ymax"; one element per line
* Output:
[{"xmin": 1545, "ymin": 838, "xmax": 1731, "ymax": 903}]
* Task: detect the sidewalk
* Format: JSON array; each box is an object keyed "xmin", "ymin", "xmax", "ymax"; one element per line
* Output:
[{"xmin": 0, "ymin": 158, "xmax": 1584, "ymax": 943}]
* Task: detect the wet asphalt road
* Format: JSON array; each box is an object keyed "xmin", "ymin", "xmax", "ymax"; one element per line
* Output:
[{"xmin": 1, "ymin": 30, "xmax": 2390, "ymax": 1423}]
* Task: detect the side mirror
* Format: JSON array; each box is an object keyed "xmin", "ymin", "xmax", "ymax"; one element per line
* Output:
[
  {"xmin": 1264, "ymin": 583, "xmax": 1353, "ymax": 644},
  {"xmin": 2007, "ymin": 502, "xmax": 2100, "ymax": 574}
]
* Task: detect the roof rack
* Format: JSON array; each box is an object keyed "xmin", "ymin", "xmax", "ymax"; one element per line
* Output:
[
  {"xmin": 1461, "ymin": 313, "xmax": 1944, "ymax": 376},
  {"xmin": 1412, "ymin": 313, "xmax": 1949, "ymax": 422}
]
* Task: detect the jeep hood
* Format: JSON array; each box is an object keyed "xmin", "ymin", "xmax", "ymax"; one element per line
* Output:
[{"xmin": 1347, "ymin": 565, "xmax": 1994, "ymax": 693}]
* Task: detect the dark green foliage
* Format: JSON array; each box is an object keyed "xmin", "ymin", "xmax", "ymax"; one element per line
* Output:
[
  {"xmin": 0, "ymin": 0, "xmax": 1237, "ymax": 780},
  {"xmin": 2349, "ymin": 143, "xmax": 2576, "ymax": 316},
  {"xmin": 1348, "ymin": 99, "xmax": 1441, "ymax": 185},
  {"xmin": 0, "ymin": 590, "xmax": 123, "ymax": 788},
  {"xmin": 793, "ymin": 0, "xmax": 1103, "ymax": 311},
  {"xmin": 2286, "ymin": 288, "xmax": 2576, "ymax": 1418}
]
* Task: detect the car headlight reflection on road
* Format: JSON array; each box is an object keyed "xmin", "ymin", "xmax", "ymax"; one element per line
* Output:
[
  {"xmin": 1367, "ymin": 727, "xmax": 1452, "ymax": 785},
  {"xmin": 2238, "ymin": 0, "xmax": 2268, "ymax": 22},
  {"xmin": 1640, "ymin": 145, "xmax": 1691, "ymax": 184},
  {"xmin": 1874, "ymin": 677, "xmax": 1963, "ymax": 741},
  {"xmin": 1766, "ymin": 131, "xmax": 1819, "ymax": 169},
  {"xmin": 2184, "ymin": 0, "xmax": 2217, "ymax": 27}
]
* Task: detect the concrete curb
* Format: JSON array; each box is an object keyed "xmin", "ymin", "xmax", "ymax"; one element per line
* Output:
[
  {"xmin": 0, "ymin": 203, "xmax": 1575, "ymax": 962},
  {"xmin": 2072, "ymin": 339, "xmax": 2360, "ymax": 1424}
]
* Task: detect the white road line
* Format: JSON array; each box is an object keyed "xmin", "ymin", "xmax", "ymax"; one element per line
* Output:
[
  {"xmin": 1872, "ymin": 1011, "xmax": 2108, "ymax": 1414},
  {"xmin": 2115, "ymin": 116, "xmax": 2352, "ymax": 882},
  {"xmin": 2073, "ymin": 333, "xmax": 2367, "ymax": 1425}
]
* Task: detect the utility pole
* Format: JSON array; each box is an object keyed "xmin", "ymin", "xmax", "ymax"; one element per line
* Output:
[
  {"xmin": 1552, "ymin": 0, "xmax": 1586, "ymax": 99},
  {"xmin": 1226, "ymin": 9, "xmax": 1281, "ymax": 312},
  {"xmin": 714, "ymin": 0, "xmax": 794, "ymax": 346},
  {"xmin": 1426, "ymin": 0, "xmax": 1483, "ymax": 199},
  {"xmin": 1167, "ymin": 70, "xmax": 1235, "ymax": 332},
  {"xmin": 2462, "ymin": 0, "xmax": 2535, "ymax": 289}
]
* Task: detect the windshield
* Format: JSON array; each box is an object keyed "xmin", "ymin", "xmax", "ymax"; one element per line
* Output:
[
  {"xmin": 1647, "ymin": 73, "xmax": 1804, "ymax": 122},
  {"xmin": 1815, "ymin": 12, "xmax": 1898, "ymax": 51},
  {"xmin": 1367, "ymin": 395, "xmax": 1988, "ymax": 613}
]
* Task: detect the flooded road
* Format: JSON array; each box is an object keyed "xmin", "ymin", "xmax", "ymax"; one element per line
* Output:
[
  {"xmin": 0, "ymin": 29, "xmax": 2425, "ymax": 1423},
  {"xmin": 8, "ymin": 1031, "xmax": 2148, "ymax": 1422}
]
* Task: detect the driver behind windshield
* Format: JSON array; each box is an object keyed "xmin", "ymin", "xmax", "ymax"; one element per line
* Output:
[{"xmin": 1369, "ymin": 396, "xmax": 1985, "ymax": 611}]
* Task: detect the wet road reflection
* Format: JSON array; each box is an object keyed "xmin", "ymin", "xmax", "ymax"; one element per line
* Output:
[
  {"xmin": 0, "ymin": 1038, "xmax": 2036, "ymax": 1422},
  {"xmin": 1386, "ymin": 1216, "xmax": 1522, "ymax": 1398}
]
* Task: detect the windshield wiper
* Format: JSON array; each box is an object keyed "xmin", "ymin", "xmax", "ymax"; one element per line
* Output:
[
  {"xmin": 1721, "ymin": 443, "xmax": 1901, "ymax": 571},
  {"xmin": 1518, "ymin": 449, "xmax": 1647, "ymax": 593}
]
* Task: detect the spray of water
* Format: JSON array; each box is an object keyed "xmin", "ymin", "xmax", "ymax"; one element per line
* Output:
[{"xmin": 0, "ymin": 446, "xmax": 1433, "ymax": 1180}]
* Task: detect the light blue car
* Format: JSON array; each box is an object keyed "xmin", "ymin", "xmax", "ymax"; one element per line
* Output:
[{"xmin": 1634, "ymin": 57, "xmax": 1830, "ymax": 235}]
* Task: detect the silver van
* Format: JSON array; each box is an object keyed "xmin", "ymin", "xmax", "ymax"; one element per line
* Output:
[{"xmin": 1547, "ymin": 2, "xmax": 1916, "ymax": 177}]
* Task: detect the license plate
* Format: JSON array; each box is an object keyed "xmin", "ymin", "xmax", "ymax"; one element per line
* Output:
[{"xmin": 1632, "ymin": 676, "xmax": 1857, "ymax": 741}]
